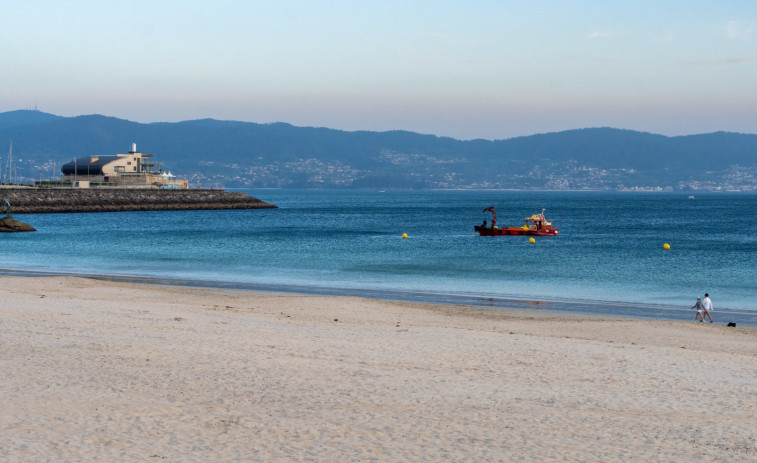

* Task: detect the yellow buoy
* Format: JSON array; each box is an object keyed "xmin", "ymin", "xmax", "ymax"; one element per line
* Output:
[
  {"xmin": 663, "ymin": 243, "xmax": 670, "ymax": 250},
  {"xmin": 529, "ymin": 237, "xmax": 536, "ymax": 244},
  {"xmin": 402, "ymin": 233, "xmax": 408, "ymax": 239}
]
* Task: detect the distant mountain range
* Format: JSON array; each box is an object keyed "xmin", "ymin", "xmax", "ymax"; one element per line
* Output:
[{"xmin": 1, "ymin": 109, "xmax": 756, "ymax": 190}]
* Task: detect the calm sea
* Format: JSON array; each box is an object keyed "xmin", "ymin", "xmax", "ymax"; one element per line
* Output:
[{"xmin": 3, "ymin": 190, "xmax": 756, "ymax": 325}]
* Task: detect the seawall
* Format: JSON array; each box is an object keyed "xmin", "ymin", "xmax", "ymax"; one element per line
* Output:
[{"xmin": 0, "ymin": 187, "xmax": 277, "ymax": 214}]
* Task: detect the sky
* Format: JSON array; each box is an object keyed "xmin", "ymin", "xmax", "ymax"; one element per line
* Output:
[{"xmin": 1, "ymin": 0, "xmax": 755, "ymax": 140}]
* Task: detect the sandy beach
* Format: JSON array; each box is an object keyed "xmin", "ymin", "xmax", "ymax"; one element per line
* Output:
[{"xmin": 1, "ymin": 276, "xmax": 755, "ymax": 462}]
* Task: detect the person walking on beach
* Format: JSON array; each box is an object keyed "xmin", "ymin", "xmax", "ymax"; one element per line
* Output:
[
  {"xmin": 703, "ymin": 293, "xmax": 714, "ymax": 323},
  {"xmin": 691, "ymin": 297, "xmax": 705, "ymax": 322}
]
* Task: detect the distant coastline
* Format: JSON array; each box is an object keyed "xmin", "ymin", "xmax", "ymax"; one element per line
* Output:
[{"xmin": 2, "ymin": 110, "xmax": 756, "ymax": 191}]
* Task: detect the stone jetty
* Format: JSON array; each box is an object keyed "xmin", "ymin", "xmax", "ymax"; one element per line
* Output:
[{"xmin": 1, "ymin": 187, "xmax": 276, "ymax": 214}]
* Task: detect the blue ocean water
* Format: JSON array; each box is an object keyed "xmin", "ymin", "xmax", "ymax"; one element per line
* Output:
[{"xmin": 2, "ymin": 190, "xmax": 756, "ymax": 324}]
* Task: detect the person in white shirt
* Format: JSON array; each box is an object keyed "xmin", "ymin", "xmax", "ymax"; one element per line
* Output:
[{"xmin": 702, "ymin": 293, "xmax": 714, "ymax": 323}]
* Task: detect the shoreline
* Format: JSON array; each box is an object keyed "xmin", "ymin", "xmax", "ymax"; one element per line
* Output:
[
  {"xmin": 2, "ymin": 268, "xmax": 756, "ymax": 326},
  {"xmin": 1, "ymin": 275, "xmax": 755, "ymax": 461}
]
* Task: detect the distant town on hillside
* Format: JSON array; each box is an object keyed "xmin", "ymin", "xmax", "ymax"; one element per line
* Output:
[{"xmin": 1, "ymin": 110, "xmax": 756, "ymax": 191}]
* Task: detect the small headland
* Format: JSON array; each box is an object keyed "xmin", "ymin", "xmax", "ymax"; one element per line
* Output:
[{"xmin": 1, "ymin": 186, "xmax": 277, "ymax": 214}]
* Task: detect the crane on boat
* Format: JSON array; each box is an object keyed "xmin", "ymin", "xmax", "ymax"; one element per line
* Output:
[{"xmin": 482, "ymin": 206, "xmax": 496, "ymax": 228}]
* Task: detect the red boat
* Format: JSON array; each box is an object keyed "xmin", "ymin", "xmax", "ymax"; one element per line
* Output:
[{"xmin": 475, "ymin": 207, "xmax": 559, "ymax": 236}]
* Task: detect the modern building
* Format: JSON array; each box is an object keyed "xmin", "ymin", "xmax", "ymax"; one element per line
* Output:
[{"xmin": 60, "ymin": 143, "xmax": 188, "ymax": 189}]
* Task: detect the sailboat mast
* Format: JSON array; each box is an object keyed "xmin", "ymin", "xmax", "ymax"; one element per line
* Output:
[
  {"xmin": 2, "ymin": 141, "xmax": 14, "ymax": 185},
  {"xmin": 1, "ymin": 142, "xmax": 10, "ymax": 185},
  {"xmin": 8, "ymin": 141, "xmax": 12, "ymax": 185}
]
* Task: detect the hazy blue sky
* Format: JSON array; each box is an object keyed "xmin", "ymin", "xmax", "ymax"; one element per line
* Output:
[{"xmin": 1, "ymin": 1, "xmax": 755, "ymax": 139}]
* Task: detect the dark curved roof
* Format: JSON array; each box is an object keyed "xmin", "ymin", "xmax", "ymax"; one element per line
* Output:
[{"xmin": 60, "ymin": 155, "xmax": 119, "ymax": 175}]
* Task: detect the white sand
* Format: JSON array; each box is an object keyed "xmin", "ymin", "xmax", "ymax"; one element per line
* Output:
[{"xmin": 1, "ymin": 276, "xmax": 755, "ymax": 462}]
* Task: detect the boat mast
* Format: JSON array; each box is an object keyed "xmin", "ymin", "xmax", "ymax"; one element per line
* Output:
[
  {"xmin": 8, "ymin": 141, "xmax": 13, "ymax": 184},
  {"xmin": 4, "ymin": 141, "xmax": 15, "ymax": 185},
  {"xmin": 2, "ymin": 141, "xmax": 12, "ymax": 185}
]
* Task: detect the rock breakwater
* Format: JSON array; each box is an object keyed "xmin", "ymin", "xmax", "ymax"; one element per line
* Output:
[
  {"xmin": 1, "ymin": 188, "xmax": 276, "ymax": 214},
  {"xmin": 0, "ymin": 217, "xmax": 36, "ymax": 232}
]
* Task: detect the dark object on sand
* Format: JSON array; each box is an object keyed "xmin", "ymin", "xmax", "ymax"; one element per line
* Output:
[{"xmin": 727, "ymin": 322, "xmax": 736, "ymax": 327}]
